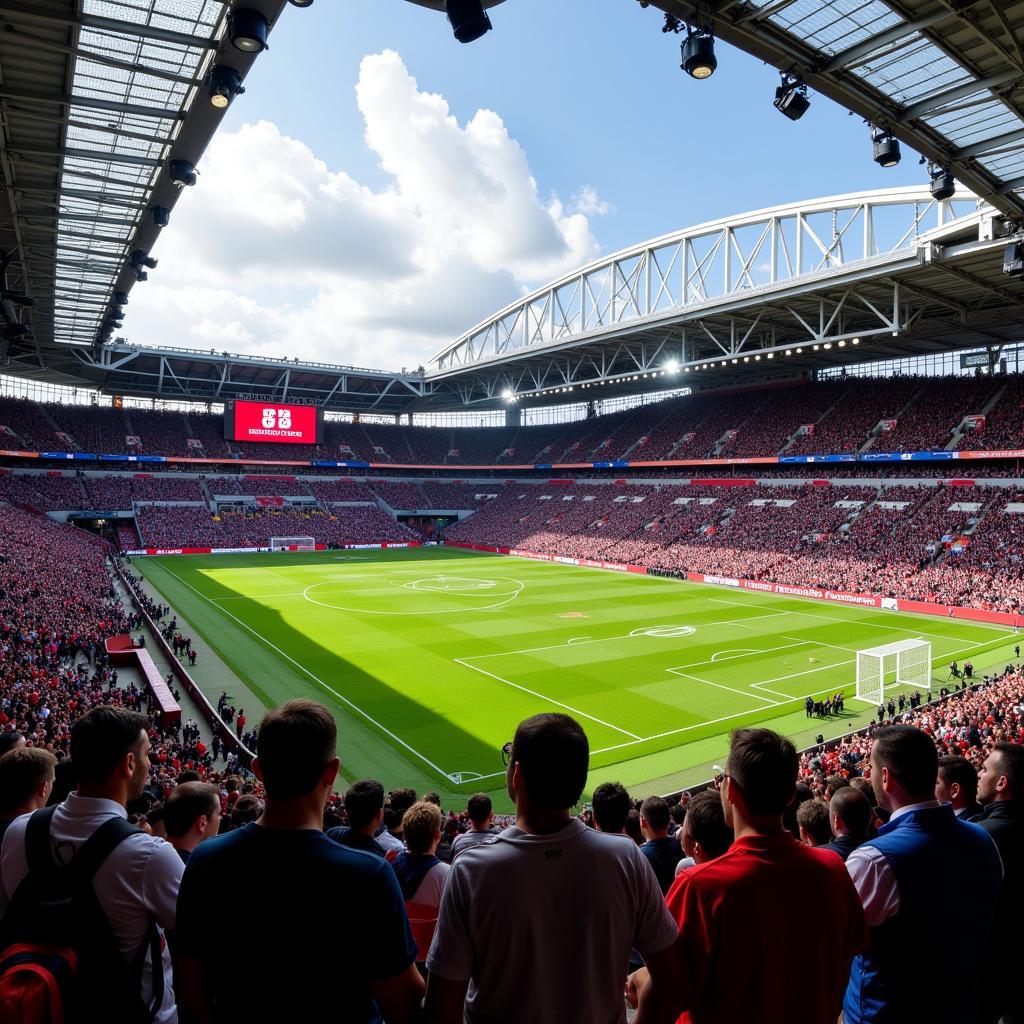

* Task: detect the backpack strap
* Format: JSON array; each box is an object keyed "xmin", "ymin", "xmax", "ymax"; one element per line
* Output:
[
  {"xmin": 24, "ymin": 806, "xmax": 59, "ymax": 877},
  {"xmin": 67, "ymin": 816, "xmax": 140, "ymax": 886}
]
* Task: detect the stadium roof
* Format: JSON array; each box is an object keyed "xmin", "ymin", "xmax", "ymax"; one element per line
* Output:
[
  {"xmin": 649, "ymin": 0, "xmax": 1024, "ymax": 219},
  {"xmin": 0, "ymin": 0, "xmax": 290, "ymax": 371}
]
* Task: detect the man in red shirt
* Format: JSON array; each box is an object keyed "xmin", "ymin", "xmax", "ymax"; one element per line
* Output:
[{"xmin": 631, "ymin": 727, "xmax": 866, "ymax": 1024}]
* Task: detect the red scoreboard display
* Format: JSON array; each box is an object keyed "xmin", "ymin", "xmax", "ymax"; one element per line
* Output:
[{"xmin": 224, "ymin": 400, "xmax": 324, "ymax": 445}]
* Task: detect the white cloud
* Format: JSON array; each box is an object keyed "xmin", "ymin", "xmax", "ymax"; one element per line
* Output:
[
  {"xmin": 126, "ymin": 50, "xmax": 608, "ymax": 370},
  {"xmin": 572, "ymin": 186, "xmax": 614, "ymax": 217}
]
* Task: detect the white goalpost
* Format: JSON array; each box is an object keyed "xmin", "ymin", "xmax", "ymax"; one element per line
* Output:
[
  {"xmin": 854, "ymin": 638, "xmax": 932, "ymax": 706},
  {"xmin": 270, "ymin": 536, "xmax": 316, "ymax": 552}
]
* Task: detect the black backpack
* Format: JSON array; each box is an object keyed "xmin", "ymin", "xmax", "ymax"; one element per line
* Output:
[{"xmin": 0, "ymin": 806, "xmax": 164, "ymax": 1024}]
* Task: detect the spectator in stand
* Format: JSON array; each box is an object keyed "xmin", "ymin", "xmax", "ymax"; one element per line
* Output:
[
  {"xmin": 0, "ymin": 733, "xmax": 25, "ymax": 759},
  {"xmin": 162, "ymin": 782, "xmax": 220, "ymax": 865},
  {"xmin": 449, "ymin": 793, "xmax": 496, "ymax": 860},
  {"xmin": 227, "ymin": 793, "xmax": 263, "ymax": 830},
  {"xmin": 819, "ymin": 787, "xmax": 873, "ymax": 862},
  {"xmin": 631, "ymin": 727, "xmax": 867, "ymax": 1024},
  {"xmin": 393, "ymin": 801, "xmax": 449, "ymax": 912},
  {"xmin": 675, "ymin": 789, "xmax": 733, "ymax": 877},
  {"xmin": 796, "ymin": 798, "xmax": 833, "ymax": 848},
  {"xmin": 844, "ymin": 725, "xmax": 1003, "ymax": 1024},
  {"xmin": 176, "ymin": 700, "xmax": 423, "ymax": 1023},
  {"xmin": 0, "ymin": 706, "xmax": 182, "ymax": 1023},
  {"xmin": 974, "ymin": 743, "xmax": 1024, "ymax": 1024},
  {"xmin": 935, "ymin": 754, "xmax": 982, "ymax": 820},
  {"xmin": 592, "ymin": 780, "xmax": 631, "ymax": 835},
  {"xmin": 381, "ymin": 787, "xmax": 416, "ymax": 854},
  {"xmin": 639, "ymin": 795, "xmax": 682, "ymax": 893},
  {"xmin": 424, "ymin": 713, "xmax": 681, "ymax": 1024},
  {"xmin": 326, "ymin": 779, "xmax": 388, "ymax": 858},
  {"xmin": 0, "ymin": 747, "xmax": 56, "ymax": 844}
]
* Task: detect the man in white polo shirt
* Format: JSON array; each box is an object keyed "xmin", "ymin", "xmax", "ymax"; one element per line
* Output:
[
  {"xmin": 424, "ymin": 713, "xmax": 681, "ymax": 1024},
  {"xmin": 0, "ymin": 705, "xmax": 183, "ymax": 1023}
]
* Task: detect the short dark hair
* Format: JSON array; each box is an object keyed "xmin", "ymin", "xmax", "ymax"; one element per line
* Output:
[
  {"xmin": 70, "ymin": 706, "xmax": 149, "ymax": 784},
  {"xmin": 255, "ymin": 700, "xmax": 336, "ymax": 800},
  {"xmin": 177, "ymin": 769, "xmax": 201, "ymax": 785},
  {"xmin": 640, "ymin": 795, "xmax": 670, "ymax": 832},
  {"xmin": 423, "ymin": 791, "xmax": 442, "ymax": 807},
  {"xmin": 231, "ymin": 793, "xmax": 264, "ymax": 826},
  {"xmin": 992, "ymin": 743, "xmax": 1024, "ymax": 795},
  {"xmin": 592, "ymin": 781, "xmax": 630, "ymax": 833},
  {"xmin": 797, "ymin": 799, "xmax": 832, "ymax": 845},
  {"xmin": 830, "ymin": 787, "xmax": 872, "ymax": 836},
  {"xmin": 388, "ymin": 788, "xmax": 417, "ymax": 813},
  {"xmin": 727, "ymin": 727, "xmax": 798, "ymax": 817},
  {"xmin": 509, "ymin": 713, "xmax": 589, "ymax": 810},
  {"xmin": 937, "ymin": 755, "xmax": 978, "ymax": 802},
  {"xmin": 825, "ymin": 774, "xmax": 850, "ymax": 798},
  {"xmin": 872, "ymin": 725, "xmax": 938, "ymax": 799},
  {"xmin": 0, "ymin": 747, "xmax": 56, "ymax": 814},
  {"xmin": 466, "ymin": 792, "xmax": 492, "ymax": 825},
  {"xmin": 163, "ymin": 782, "xmax": 219, "ymax": 838},
  {"xmin": 0, "ymin": 731, "xmax": 25, "ymax": 759},
  {"xmin": 343, "ymin": 780, "xmax": 385, "ymax": 829},
  {"xmin": 686, "ymin": 790, "xmax": 733, "ymax": 858}
]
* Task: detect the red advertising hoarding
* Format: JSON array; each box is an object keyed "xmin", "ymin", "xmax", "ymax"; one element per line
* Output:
[{"xmin": 225, "ymin": 401, "xmax": 323, "ymax": 445}]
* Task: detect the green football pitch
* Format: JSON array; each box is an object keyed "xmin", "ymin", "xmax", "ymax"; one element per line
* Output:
[{"xmin": 135, "ymin": 547, "xmax": 1020, "ymax": 809}]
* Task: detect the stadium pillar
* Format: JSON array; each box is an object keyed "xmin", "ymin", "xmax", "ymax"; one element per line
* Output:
[{"xmin": 505, "ymin": 406, "xmax": 521, "ymax": 428}]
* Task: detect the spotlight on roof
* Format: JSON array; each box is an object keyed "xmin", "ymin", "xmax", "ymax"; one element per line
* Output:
[
  {"xmin": 114, "ymin": 291, "xmax": 129, "ymax": 306},
  {"xmin": 207, "ymin": 65, "xmax": 245, "ymax": 109},
  {"xmin": 169, "ymin": 160, "xmax": 197, "ymax": 188},
  {"xmin": 871, "ymin": 126, "xmax": 901, "ymax": 168},
  {"xmin": 774, "ymin": 74, "xmax": 809, "ymax": 121},
  {"xmin": 151, "ymin": 206, "xmax": 170, "ymax": 228},
  {"xmin": 665, "ymin": 359, "xmax": 679, "ymax": 373},
  {"xmin": 289, "ymin": 0, "xmax": 313, "ymax": 5},
  {"xmin": 680, "ymin": 28, "xmax": 716, "ymax": 79},
  {"xmin": 131, "ymin": 250, "xmax": 158, "ymax": 270},
  {"xmin": 445, "ymin": 0, "xmax": 492, "ymax": 43},
  {"xmin": 136, "ymin": 271, "xmax": 148, "ymax": 283},
  {"xmin": 929, "ymin": 164, "xmax": 956, "ymax": 201},
  {"xmin": 1004, "ymin": 240, "xmax": 1024, "ymax": 279},
  {"xmin": 229, "ymin": 8, "xmax": 270, "ymax": 52}
]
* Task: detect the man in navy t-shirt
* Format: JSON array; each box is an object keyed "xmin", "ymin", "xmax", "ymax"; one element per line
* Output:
[{"xmin": 175, "ymin": 700, "xmax": 422, "ymax": 1023}]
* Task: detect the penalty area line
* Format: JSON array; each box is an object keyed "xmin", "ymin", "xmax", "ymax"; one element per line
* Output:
[{"xmin": 155, "ymin": 564, "xmax": 457, "ymax": 782}]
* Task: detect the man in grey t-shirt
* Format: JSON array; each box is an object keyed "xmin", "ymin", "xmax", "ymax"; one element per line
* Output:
[
  {"xmin": 424, "ymin": 713, "xmax": 682, "ymax": 1024},
  {"xmin": 449, "ymin": 793, "xmax": 497, "ymax": 861}
]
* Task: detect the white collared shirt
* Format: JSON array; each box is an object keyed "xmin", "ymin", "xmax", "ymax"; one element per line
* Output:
[{"xmin": 0, "ymin": 793, "xmax": 183, "ymax": 1023}]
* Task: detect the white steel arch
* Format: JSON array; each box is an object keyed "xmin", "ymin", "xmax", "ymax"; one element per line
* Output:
[{"xmin": 430, "ymin": 186, "xmax": 983, "ymax": 374}]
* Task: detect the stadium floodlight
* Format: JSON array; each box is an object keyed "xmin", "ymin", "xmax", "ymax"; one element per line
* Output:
[
  {"xmin": 151, "ymin": 206, "xmax": 170, "ymax": 228},
  {"xmin": 1005, "ymin": 241, "xmax": 1024, "ymax": 279},
  {"xmin": 207, "ymin": 65, "xmax": 245, "ymax": 109},
  {"xmin": 136, "ymin": 271, "xmax": 148, "ymax": 282},
  {"xmin": 288, "ymin": 0, "xmax": 314, "ymax": 6},
  {"xmin": 169, "ymin": 160, "xmax": 198, "ymax": 188},
  {"xmin": 681, "ymin": 27, "xmax": 716, "ymax": 79},
  {"xmin": 774, "ymin": 75, "xmax": 809, "ymax": 121},
  {"xmin": 131, "ymin": 250, "xmax": 158, "ymax": 270},
  {"xmin": 929, "ymin": 165, "xmax": 956, "ymax": 201},
  {"xmin": 871, "ymin": 126, "xmax": 901, "ymax": 167},
  {"xmin": 665, "ymin": 359, "xmax": 679, "ymax": 372},
  {"xmin": 446, "ymin": 0, "xmax": 492, "ymax": 43},
  {"xmin": 229, "ymin": 8, "xmax": 270, "ymax": 52},
  {"xmin": 113, "ymin": 291, "xmax": 129, "ymax": 306}
]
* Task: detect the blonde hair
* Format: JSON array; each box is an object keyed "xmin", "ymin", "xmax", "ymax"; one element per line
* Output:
[{"xmin": 402, "ymin": 800, "xmax": 442, "ymax": 854}]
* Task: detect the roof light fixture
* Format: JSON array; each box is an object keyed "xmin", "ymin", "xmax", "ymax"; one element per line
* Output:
[
  {"xmin": 445, "ymin": 0, "xmax": 492, "ymax": 43},
  {"xmin": 207, "ymin": 65, "xmax": 245, "ymax": 109},
  {"xmin": 228, "ymin": 8, "xmax": 270, "ymax": 52},
  {"xmin": 151, "ymin": 206, "xmax": 170, "ymax": 228},
  {"xmin": 131, "ymin": 250, "xmax": 157, "ymax": 270},
  {"xmin": 929, "ymin": 163, "xmax": 956, "ymax": 201},
  {"xmin": 774, "ymin": 74, "xmax": 809, "ymax": 121},
  {"xmin": 681, "ymin": 27, "xmax": 716, "ymax": 80},
  {"xmin": 871, "ymin": 126, "xmax": 901, "ymax": 168}
]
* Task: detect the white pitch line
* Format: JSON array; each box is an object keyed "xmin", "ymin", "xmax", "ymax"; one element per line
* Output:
[
  {"xmin": 676, "ymin": 640, "xmax": 809, "ymax": 671},
  {"xmin": 667, "ymin": 669, "xmax": 780, "ymax": 705},
  {"xmin": 454, "ymin": 657, "xmax": 643, "ymax": 740},
  {"xmin": 153, "ymin": 564, "xmax": 456, "ymax": 781}
]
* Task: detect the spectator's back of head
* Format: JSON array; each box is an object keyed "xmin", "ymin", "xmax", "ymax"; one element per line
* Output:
[
  {"xmin": 683, "ymin": 790, "xmax": 733, "ymax": 861},
  {"xmin": 343, "ymin": 779, "xmax": 385, "ymax": 830},
  {"xmin": 726, "ymin": 727, "xmax": 798, "ymax": 820},
  {"xmin": 466, "ymin": 792, "xmax": 492, "ymax": 826},
  {"xmin": 0, "ymin": 747, "xmax": 56, "ymax": 816},
  {"xmin": 508, "ymin": 713, "xmax": 589, "ymax": 810},
  {"xmin": 177, "ymin": 769, "xmax": 201, "ymax": 785},
  {"xmin": 0, "ymin": 731, "xmax": 26, "ymax": 759},
  {"xmin": 389, "ymin": 788, "xmax": 417, "ymax": 815},
  {"xmin": 796, "ymin": 799, "xmax": 832, "ymax": 846},
  {"xmin": 164, "ymin": 782, "xmax": 220, "ymax": 839},
  {"xmin": 640, "ymin": 795, "xmax": 670, "ymax": 835},
  {"xmin": 403, "ymin": 801, "xmax": 442, "ymax": 855},
  {"xmin": 231, "ymin": 793, "xmax": 264, "ymax": 828},
  {"xmin": 871, "ymin": 725, "xmax": 938, "ymax": 807},
  {"xmin": 255, "ymin": 700, "xmax": 336, "ymax": 800},
  {"xmin": 830, "ymin": 786, "xmax": 871, "ymax": 838},
  {"xmin": 592, "ymin": 782, "xmax": 630, "ymax": 833},
  {"xmin": 71, "ymin": 706, "xmax": 149, "ymax": 786}
]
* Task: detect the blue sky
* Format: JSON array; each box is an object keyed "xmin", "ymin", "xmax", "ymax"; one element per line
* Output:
[{"xmin": 128, "ymin": 0, "xmax": 929, "ymax": 370}]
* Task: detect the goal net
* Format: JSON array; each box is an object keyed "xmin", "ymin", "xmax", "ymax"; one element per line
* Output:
[
  {"xmin": 854, "ymin": 638, "xmax": 932, "ymax": 706},
  {"xmin": 270, "ymin": 536, "xmax": 316, "ymax": 552}
]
